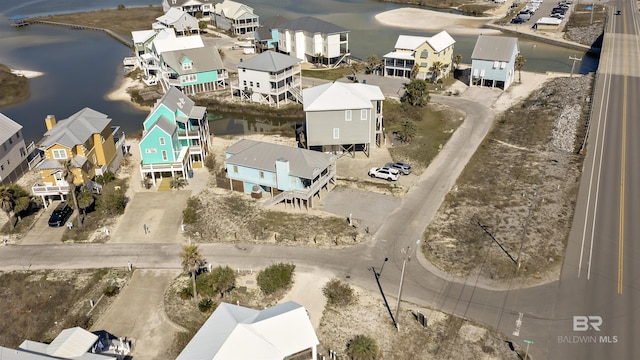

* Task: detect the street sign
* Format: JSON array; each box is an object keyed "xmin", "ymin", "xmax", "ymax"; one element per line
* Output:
[{"xmin": 524, "ymin": 339, "xmax": 534, "ymax": 344}]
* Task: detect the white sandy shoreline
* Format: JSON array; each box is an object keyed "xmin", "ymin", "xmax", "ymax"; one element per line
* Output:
[
  {"xmin": 374, "ymin": 7, "xmax": 504, "ymax": 35},
  {"xmin": 11, "ymin": 69, "xmax": 44, "ymax": 78}
]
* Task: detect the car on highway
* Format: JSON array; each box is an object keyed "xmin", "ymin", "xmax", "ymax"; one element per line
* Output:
[
  {"xmin": 616, "ymin": 9, "xmax": 621, "ymax": 15},
  {"xmin": 48, "ymin": 201, "xmax": 73, "ymax": 227},
  {"xmin": 384, "ymin": 161, "xmax": 412, "ymax": 175},
  {"xmin": 368, "ymin": 167, "xmax": 400, "ymax": 181}
]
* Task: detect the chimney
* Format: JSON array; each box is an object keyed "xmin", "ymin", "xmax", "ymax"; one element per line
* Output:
[{"xmin": 45, "ymin": 115, "xmax": 57, "ymax": 130}]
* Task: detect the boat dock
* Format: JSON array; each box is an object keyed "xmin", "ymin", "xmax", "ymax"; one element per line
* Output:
[{"xmin": 25, "ymin": 20, "xmax": 133, "ymax": 48}]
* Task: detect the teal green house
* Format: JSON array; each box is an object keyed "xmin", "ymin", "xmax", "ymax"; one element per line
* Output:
[
  {"xmin": 160, "ymin": 45, "xmax": 228, "ymax": 95},
  {"xmin": 138, "ymin": 87, "xmax": 210, "ymax": 187}
]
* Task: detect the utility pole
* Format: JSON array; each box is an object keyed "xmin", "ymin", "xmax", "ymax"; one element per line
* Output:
[
  {"xmin": 370, "ymin": 258, "xmax": 396, "ymax": 327},
  {"xmin": 394, "ymin": 239, "xmax": 421, "ymax": 331},
  {"xmin": 478, "ymin": 221, "xmax": 518, "ymax": 266},
  {"xmin": 569, "ymin": 55, "xmax": 582, "ymax": 77}
]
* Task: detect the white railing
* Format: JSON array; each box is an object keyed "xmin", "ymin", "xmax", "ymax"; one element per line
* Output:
[
  {"xmin": 140, "ymin": 163, "xmax": 185, "ymax": 172},
  {"xmin": 261, "ymin": 167, "xmax": 336, "ymax": 207},
  {"xmin": 32, "ymin": 183, "xmax": 69, "ymax": 196}
]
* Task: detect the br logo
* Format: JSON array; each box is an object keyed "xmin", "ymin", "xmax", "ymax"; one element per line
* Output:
[{"xmin": 573, "ymin": 316, "xmax": 602, "ymax": 331}]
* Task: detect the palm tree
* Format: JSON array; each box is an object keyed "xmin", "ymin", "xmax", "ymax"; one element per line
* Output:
[
  {"xmin": 181, "ymin": 244, "xmax": 204, "ymax": 301},
  {"xmin": 348, "ymin": 334, "xmax": 379, "ymax": 360},
  {"xmin": 515, "ymin": 54, "xmax": 527, "ymax": 83},
  {"xmin": 61, "ymin": 159, "xmax": 81, "ymax": 228},
  {"xmin": 454, "ymin": 54, "xmax": 463, "ymax": 69},
  {"xmin": 429, "ymin": 61, "xmax": 446, "ymax": 82},
  {"xmin": 1, "ymin": 187, "xmax": 16, "ymax": 229}
]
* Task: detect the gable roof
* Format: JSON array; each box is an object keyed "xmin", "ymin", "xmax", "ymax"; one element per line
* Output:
[
  {"xmin": 162, "ymin": 46, "xmax": 224, "ymax": 75},
  {"xmin": 261, "ymin": 15, "xmax": 289, "ymax": 29},
  {"xmin": 238, "ymin": 51, "xmax": 300, "ymax": 72},
  {"xmin": 427, "ymin": 30, "xmax": 455, "ymax": 53},
  {"xmin": 278, "ymin": 16, "xmax": 347, "ymax": 34},
  {"xmin": 394, "ymin": 35, "xmax": 427, "ymax": 51},
  {"xmin": 12, "ymin": 327, "xmax": 115, "ymax": 360},
  {"xmin": 225, "ymin": 139, "xmax": 336, "ymax": 179},
  {"xmin": 131, "ymin": 29, "xmax": 157, "ymax": 44},
  {"xmin": 0, "ymin": 113, "xmax": 22, "ymax": 145},
  {"xmin": 167, "ymin": 0, "xmax": 215, "ymax": 7},
  {"xmin": 40, "ymin": 108, "xmax": 111, "ymax": 149},
  {"xmin": 303, "ymin": 82, "xmax": 384, "ymax": 112},
  {"xmin": 215, "ymin": 0, "xmax": 256, "ymax": 18},
  {"xmin": 157, "ymin": 7, "xmax": 191, "ymax": 25},
  {"xmin": 471, "ymin": 35, "xmax": 519, "ymax": 62},
  {"xmin": 152, "ymin": 34, "xmax": 204, "ymax": 56},
  {"xmin": 152, "ymin": 87, "xmax": 206, "ymax": 120},
  {"xmin": 176, "ymin": 301, "xmax": 319, "ymax": 360}
]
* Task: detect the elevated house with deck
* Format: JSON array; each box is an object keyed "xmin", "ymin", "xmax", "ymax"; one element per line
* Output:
[
  {"xmin": 160, "ymin": 45, "xmax": 228, "ymax": 94},
  {"xmin": 32, "ymin": 108, "xmax": 126, "ymax": 206},
  {"xmin": 469, "ymin": 35, "xmax": 519, "ymax": 90},
  {"xmin": 383, "ymin": 31, "xmax": 456, "ymax": 80},
  {"xmin": 224, "ymin": 139, "xmax": 336, "ymax": 209},
  {"xmin": 162, "ymin": 0, "xmax": 215, "ymax": 18},
  {"xmin": 254, "ymin": 15, "xmax": 289, "ymax": 53},
  {"xmin": 277, "ymin": 16, "xmax": 350, "ymax": 67},
  {"xmin": 153, "ymin": 7, "xmax": 200, "ymax": 35},
  {"xmin": 0, "ymin": 113, "xmax": 29, "ymax": 186},
  {"xmin": 302, "ymin": 82, "xmax": 384, "ymax": 157},
  {"xmin": 139, "ymin": 87, "xmax": 210, "ymax": 187},
  {"xmin": 213, "ymin": 0, "xmax": 259, "ymax": 36},
  {"xmin": 230, "ymin": 50, "xmax": 302, "ymax": 107}
]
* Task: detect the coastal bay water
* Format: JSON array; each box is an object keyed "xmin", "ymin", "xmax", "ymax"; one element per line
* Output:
[{"xmin": 0, "ymin": 0, "xmax": 598, "ymax": 142}]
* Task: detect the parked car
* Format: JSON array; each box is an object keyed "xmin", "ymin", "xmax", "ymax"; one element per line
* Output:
[
  {"xmin": 511, "ymin": 17, "xmax": 526, "ymax": 24},
  {"xmin": 368, "ymin": 167, "xmax": 400, "ymax": 181},
  {"xmin": 48, "ymin": 201, "xmax": 73, "ymax": 227},
  {"xmin": 384, "ymin": 161, "xmax": 412, "ymax": 175},
  {"xmin": 551, "ymin": 13, "xmax": 565, "ymax": 19}
]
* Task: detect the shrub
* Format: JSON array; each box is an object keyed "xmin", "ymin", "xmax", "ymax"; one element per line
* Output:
[
  {"xmin": 322, "ymin": 279, "xmax": 355, "ymax": 306},
  {"xmin": 182, "ymin": 197, "xmax": 201, "ymax": 224},
  {"xmin": 95, "ymin": 171, "xmax": 116, "ymax": 185},
  {"xmin": 179, "ymin": 286, "xmax": 193, "ymax": 300},
  {"xmin": 198, "ymin": 298, "xmax": 213, "ymax": 312},
  {"xmin": 97, "ymin": 192, "xmax": 126, "ymax": 215},
  {"xmin": 348, "ymin": 335, "xmax": 379, "ymax": 360},
  {"xmin": 117, "ymin": 4, "xmax": 125, "ymax": 10},
  {"xmin": 103, "ymin": 284, "xmax": 119, "ymax": 297},
  {"xmin": 257, "ymin": 263, "xmax": 295, "ymax": 295},
  {"xmin": 204, "ymin": 154, "xmax": 216, "ymax": 173}
]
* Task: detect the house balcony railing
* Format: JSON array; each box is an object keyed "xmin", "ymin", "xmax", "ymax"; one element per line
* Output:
[
  {"xmin": 177, "ymin": 128, "xmax": 202, "ymax": 138},
  {"xmin": 269, "ymin": 68, "xmax": 300, "ymax": 82},
  {"xmin": 188, "ymin": 145, "xmax": 203, "ymax": 154},
  {"xmin": 32, "ymin": 183, "xmax": 70, "ymax": 196},
  {"xmin": 140, "ymin": 162, "xmax": 186, "ymax": 172},
  {"xmin": 268, "ymin": 79, "xmax": 302, "ymax": 96},
  {"xmin": 262, "ymin": 167, "xmax": 336, "ymax": 207}
]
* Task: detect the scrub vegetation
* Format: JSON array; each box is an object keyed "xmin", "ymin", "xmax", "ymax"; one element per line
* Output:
[{"xmin": 0, "ymin": 64, "xmax": 30, "ymax": 108}]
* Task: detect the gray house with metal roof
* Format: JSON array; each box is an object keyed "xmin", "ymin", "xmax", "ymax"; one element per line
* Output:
[
  {"xmin": 470, "ymin": 35, "xmax": 519, "ymax": 90},
  {"xmin": 224, "ymin": 139, "xmax": 336, "ymax": 208},
  {"xmin": 0, "ymin": 113, "xmax": 29, "ymax": 186},
  {"xmin": 277, "ymin": 16, "xmax": 350, "ymax": 66},
  {"xmin": 231, "ymin": 50, "xmax": 302, "ymax": 107},
  {"xmin": 303, "ymin": 82, "xmax": 385, "ymax": 157}
]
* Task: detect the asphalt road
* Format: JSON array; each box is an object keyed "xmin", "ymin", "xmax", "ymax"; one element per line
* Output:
[{"xmin": 545, "ymin": 1, "xmax": 640, "ymax": 358}]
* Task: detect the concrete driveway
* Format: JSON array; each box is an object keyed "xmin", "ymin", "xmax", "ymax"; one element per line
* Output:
[
  {"xmin": 19, "ymin": 201, "xmax": 67, "ymax": 245},
  {"xmin": 109, "ymin": 191, "xmax": 191, "ymax": 243},
  {"xmin": 91, "ymin": 269, "xmax": 183, "ymax": 360}
]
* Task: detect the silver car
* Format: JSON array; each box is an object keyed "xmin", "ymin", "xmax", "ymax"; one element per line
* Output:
[{"xmin": 384, "ymin": 162, "xmax": 412, "ymax": 175}]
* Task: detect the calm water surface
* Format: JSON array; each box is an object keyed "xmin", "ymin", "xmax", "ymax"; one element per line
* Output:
[{"xmin": 0, "ymin": 0, "xmax": 598, "ymax": 142}]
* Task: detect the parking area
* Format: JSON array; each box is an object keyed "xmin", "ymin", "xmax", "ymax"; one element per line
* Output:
[
  {"xmin": 508, "ymin": 0, "xmax": 573, "ymax": 27},
  {"xmin": 19, "ymin": 201, "xmax": 68, "ymax": 245}
]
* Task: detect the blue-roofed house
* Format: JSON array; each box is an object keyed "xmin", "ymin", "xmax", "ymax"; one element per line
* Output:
[
  {"xmin": 231, "ymin": 50, "xmax": 302, "ymax": 107},
  {"xmin": 470, "ymin": 35, "xmax": 519, "ymax": 90},
  {"xmin": 277, "ymin": 16, "xmax": 350, "ymax": 66},
  {"xmin": 176, "ymin": 301, "xmax": 319, "ymax": 360},
  {"xmin": 139, "ymin": 87, "xmax": 210, "ymax": 187},
  {"xmin": 224, "ymin": 139, "xmax": 336, "ymax": 208}
]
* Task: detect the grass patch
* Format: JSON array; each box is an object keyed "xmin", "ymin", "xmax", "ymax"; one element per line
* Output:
[
  {"xmin": 0, "ymin": 269, "xmax": 129, "ymax": 348},
  {"xmin": 302, "ymin": 67, "xmax": 356, "ymax": 81},
  {"xmin": 384, "ymin": 100, "xmax": 464, "ymax": 170},
  {"xmin": 0, "ymin": 64, "xmax": 29, "ymax": 108},
  {"xmin": 566, "ymin": 4, "xmax": 606, "ymax": 27}
]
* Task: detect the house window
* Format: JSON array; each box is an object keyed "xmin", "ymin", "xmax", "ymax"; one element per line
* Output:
[
  {"xmin": 145, "ymin": 148, "xmax": 157, "ymax": 154},
  {"xmin": 480, "ymin": 69, "xmax": 486, "ymax": 77},
  {"xmin": 250, "ymin": 81, "xmax": 254, "ymax": 87},
  {"xmin": 159, "ymin": 137, "xmax": 166, "ymax": 145},
  {"xmin": 333, "ymin": 128, "xmax": 339, "ymax": 139},
  {"xmin": 0, "ymin": 165, "xmax": 3, "ymax": 171},
  {"xmin": 361, "ymin": 109, "xmax": 367, "ymax": 120},
  {"xmin": 182, "ymin": 62, "xmax": 192, "ymax": 70},
  {"xmin": 493, "ymin": 61, "xmax": 499, "ymax": 69},
  {"xmin": 259, "ymin": 171, "xmax": 264, "ymax": 179},
  {"xmin": 500, "ymin": 61, "xmax": 506, "ymax": 69},
  {"xmin": 243, "ymin": 80, "xmax": 247, "ymax": 86},
  {"xmin": 420, "ymin": 50, "xmax": 429, "ymax": 58},
  {"xmin": 54, "ymin": 172, "xmax": 63, "ymax": 181},
  {"xmin": 161, "ymin": 150, "xmax": 168, "ymax": 161},
  {"xmin": 233, "ymin": 165, "xmax": 238, "ymax": 173},
  {"xmin": 345, "ymin": 110, "xmax": 352, "ymax": 121},
  {"xmin": 19, "ymin": 147, "xmax": 26, "ymax": 157},
  {"xmin": 16, "ymin": 132, "xmax": 20, "ymax": 139},
  {"xmin": 52, "ymin": 149, "xmax": 67, "ymax": 159},
  {"xmin": 256, "ymin": 82, "xmax": 260, "ymax": 88},
  {"xmin": 92, "ymin": 154, "xmax": 97, "ymax": 164}
]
